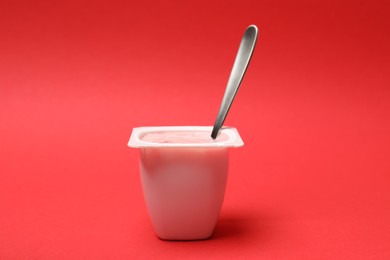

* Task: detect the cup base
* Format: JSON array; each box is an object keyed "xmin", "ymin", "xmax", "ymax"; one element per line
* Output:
[{"xmin": 157, "ymin": 232, "xmax": 213, "ymax": 241}]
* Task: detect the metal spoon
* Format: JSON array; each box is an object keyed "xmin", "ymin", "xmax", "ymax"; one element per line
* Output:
[{"xmin": 211, "ymin": 25, "xmax": 258, "ymax": 139}]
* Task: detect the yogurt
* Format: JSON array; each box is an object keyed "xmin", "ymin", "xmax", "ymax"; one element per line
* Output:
[
  {"xmin": 141, "ymin": 131, "xmax": 229, "ymax": 144},
  {"xmin": 128, "ymin": 126, "xmax": 244, "ymax": 240}
]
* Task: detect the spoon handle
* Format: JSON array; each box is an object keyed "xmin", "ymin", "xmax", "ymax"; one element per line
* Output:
[{"xmin": 211, "ymin": 25, "xmax": 258, "ymax": 139}]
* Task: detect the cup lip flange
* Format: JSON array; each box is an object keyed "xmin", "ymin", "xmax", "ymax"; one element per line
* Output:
[{"xmin": 128, "ymin": 126, "xmax": 244, "ymax": 148}]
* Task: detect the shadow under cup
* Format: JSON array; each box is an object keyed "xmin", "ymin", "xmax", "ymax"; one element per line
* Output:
[{"xmin": 128, "ymin": 126, "xmax": 244, "ymax": 240}]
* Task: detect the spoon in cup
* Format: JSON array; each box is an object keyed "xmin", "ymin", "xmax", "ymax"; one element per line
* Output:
[{"xmin": 211, "ymin": 25, "xmax": 258, "ymax": 139}]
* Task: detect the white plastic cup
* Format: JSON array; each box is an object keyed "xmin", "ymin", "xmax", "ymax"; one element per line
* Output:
[{"xmin": 128, "ymin": 126, "xmax": 243, "ymax": 240}]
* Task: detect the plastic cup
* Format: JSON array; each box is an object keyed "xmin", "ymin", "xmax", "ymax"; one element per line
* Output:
[{"xmin": 128, "ymin": 126, "xmax": 243, "ymax": 240}]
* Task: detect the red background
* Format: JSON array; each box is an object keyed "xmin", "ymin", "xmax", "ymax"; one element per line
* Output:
[{"xmin": 1, "ymin": 0, "xmax": 390, "ymax": 259}]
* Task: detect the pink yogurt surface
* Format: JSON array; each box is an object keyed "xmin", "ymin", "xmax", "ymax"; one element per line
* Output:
[{"xmin": 141, "ymin": 131, "xmax": 229, "ymax": 144}]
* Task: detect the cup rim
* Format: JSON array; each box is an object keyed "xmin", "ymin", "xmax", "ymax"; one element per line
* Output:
[{"xmin": 128, "ymin": 126, "xmax": 244, "ymax": 148}]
